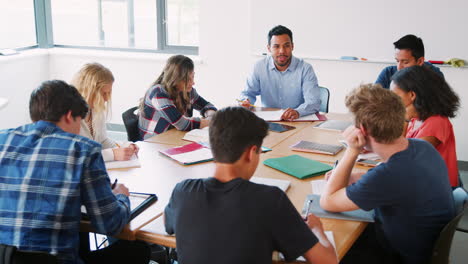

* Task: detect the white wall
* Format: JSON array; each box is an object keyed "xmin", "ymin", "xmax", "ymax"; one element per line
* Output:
[
  {"xmin": 0, "ymin": 49, "xmax": 49, "ymax": 128},
  {"xmin": 1, "ymin": 0, "xmax": 467, "ymax": 161}
]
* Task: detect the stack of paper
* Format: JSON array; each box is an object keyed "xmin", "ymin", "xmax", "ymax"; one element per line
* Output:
[{"xmin": 254, "ymin": 110, "xmax": 326, "ymax": 122}]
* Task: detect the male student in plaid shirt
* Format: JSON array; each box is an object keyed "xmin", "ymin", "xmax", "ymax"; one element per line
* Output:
[{"xmin": 0, "ymin": 80, "xmax": 150, "ymax": 264}]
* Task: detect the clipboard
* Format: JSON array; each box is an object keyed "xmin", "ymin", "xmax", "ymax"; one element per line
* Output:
[{"xmin": 81, "ymin": 192, "xmax": 158, "ymax": 222}]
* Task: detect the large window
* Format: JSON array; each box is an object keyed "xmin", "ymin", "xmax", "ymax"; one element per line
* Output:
[
  {"xmin": 50, "ymin": 0, "xmax": 198, "ymax": 52},
  {"xmin": 0, "ymin": 1, "xmax": 37, "ymax": 49},
  {"xmin": 166, "ymin": 0, "xmax": 199, "ymax": 47},
  {"xmin": 51, "ymin": 0, "xmax": 158, "ymax": 49},
  {"xmin": 1, "ymin": 0, "xmax": 198, "ymax": 53}
]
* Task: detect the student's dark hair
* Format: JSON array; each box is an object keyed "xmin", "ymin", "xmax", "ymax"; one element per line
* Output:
[
  {"xmin": 393, "ymin": 34, "xmax": 425, "ymax": 59},
  {"xmin": 29, "ymin": 80, "xmax": 89, "ymax": 122},
  {"xmin": 391, "ymin": 65, "xmax": 459, "ymax": 120},
  {"xmin": 209, "ymin": 107, "xmax": 268, "ymax": 163},
  {"xmin": 268, "ymin": 25, "xmax": 293, "ymax": 45}
]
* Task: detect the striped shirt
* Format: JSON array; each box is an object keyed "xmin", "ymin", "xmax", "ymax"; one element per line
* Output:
[
  {"xmin": 0, "ymin": 121, "xmax": 130, "ymax": 264},
  {"xmin": 138, "ymin": 85, "xmax": 217, "ymax": 140}
]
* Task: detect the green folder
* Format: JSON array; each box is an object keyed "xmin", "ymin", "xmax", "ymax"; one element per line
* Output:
[{"xmin": 263, "ymin": 155, "xmax": 333, "ymax": 179}]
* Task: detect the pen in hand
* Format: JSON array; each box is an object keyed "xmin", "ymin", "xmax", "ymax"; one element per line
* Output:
[
  {"xmin": 111, "ymin": 178, "xmax": 118, "ymax": 189},
  {"xmin": 304, "ymin": 199, "xmax": 313, "ymax": 220},
  {"xmin": 333, "ymin": 160, "xmax": 339, "ymax": 169}
]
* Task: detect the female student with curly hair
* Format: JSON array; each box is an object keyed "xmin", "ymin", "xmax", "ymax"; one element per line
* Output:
[
  {"xmin": 138, "ymin": 55, "xmax": 217, "ymax": 140},
  {"xmin": 391, "ymin": 65, "xmax": 461, "ymax": 187},
  {"xmin": 72, "ymin": 63, "xmax": 138, "ymax": 161}
]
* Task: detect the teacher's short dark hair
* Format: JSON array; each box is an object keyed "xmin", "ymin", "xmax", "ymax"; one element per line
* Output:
[
  {"xmin": 209, "ymin": 107, "xmax": 268, "ymax": 163},
  {"xmin": 393, "ymin": 34, "xmax": 425, "ymax": 60},
  {"xmin": 30, "ymin": 80, "xmax": 89, "ymax": 122},
  {"xmin": 268, "ymin": 25, "xmax": 293, "ymax": 45}
]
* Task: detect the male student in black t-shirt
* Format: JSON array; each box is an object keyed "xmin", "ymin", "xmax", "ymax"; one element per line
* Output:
[{"xmin": 164, "ymin": 107, "xmax": 337, "ymax": 264}]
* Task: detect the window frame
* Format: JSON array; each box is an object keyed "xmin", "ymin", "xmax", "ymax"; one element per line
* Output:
[{"xmin": 32, "ymin": 0, "xmax": 198, "ymax": 54}]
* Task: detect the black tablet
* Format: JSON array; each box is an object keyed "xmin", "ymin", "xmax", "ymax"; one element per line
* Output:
[{"xmin": 268, "ymin": 122, "xmax": 296, "ymax": 133}]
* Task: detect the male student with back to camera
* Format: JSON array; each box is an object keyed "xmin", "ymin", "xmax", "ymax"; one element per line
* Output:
[
  {"xmin": 0, "ymin": 80, "xmax": 150, "ymax": 264},
  {"xmin": 239, "ymin": 25, "xmax": 321, "ymax": 120},
  {"xmin": 320, "ymin": 84, "xmax": 454, "ymax": 264},
  {"xmin": 375, "ymin": 34, "xmax": 444, "ymax": 89},
  {"xmin": 164, "ymin": 107, "xmax": 336, "ymax": 264}
]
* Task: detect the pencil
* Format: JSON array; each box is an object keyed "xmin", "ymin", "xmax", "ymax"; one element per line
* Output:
[{"xmin": 236, "ymin": 99, "xmax": 256, "ymax": 108}]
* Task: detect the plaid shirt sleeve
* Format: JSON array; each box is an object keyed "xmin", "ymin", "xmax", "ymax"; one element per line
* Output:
[
  {"xmin": 80, "ymin": 145, "xmax": 130, "ymax": 236},
  {"xmin": 191, "ymin": 88, "xmax": 217, "ymax": 117},
  {"xmin": 152, "ymin": 90, "xmax": 201, "ymax": 131}
]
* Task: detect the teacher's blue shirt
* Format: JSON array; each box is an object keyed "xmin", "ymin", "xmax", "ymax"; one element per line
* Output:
[{"xmin": 240, "ymin": 56, "xmax": 320, "ymax": 116}]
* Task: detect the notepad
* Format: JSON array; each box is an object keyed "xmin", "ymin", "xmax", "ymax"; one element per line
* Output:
[
  {"xmin": 290, "ymin": 140, "xmax": 344, "ymax": 155},
  {"xmin": 250, "ymin": 177, "xmax": 291, "ymax": 192},
  {"xmin": 105, "ymin": 154, "xmax": 141, "ymax": 170},
  {"xmin": 314, "ymin": 120, "xmax": 353, "ymax": 132},
  {"xmin": 263, "ymin": 155, "xmax": 333, "ymax": 179},
  {"xmin": 81, "ymin": 192, "xmax": 157, "ymax": 221},
  {"xmin": 159, "ymin": 142, "xmax": 213, "ymax": 165},
  {"xmin": 302, "ymin": 194, "xmax": 374, "ymax": 222}
]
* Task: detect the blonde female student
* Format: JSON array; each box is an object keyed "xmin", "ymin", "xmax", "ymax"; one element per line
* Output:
[
  {"xmin": 72, "ymin": 63, "xmax": 138, "ymax": 161},
  {"xmin": 138, "ymin": 55, "xmax": 217, "ymax": 140}
]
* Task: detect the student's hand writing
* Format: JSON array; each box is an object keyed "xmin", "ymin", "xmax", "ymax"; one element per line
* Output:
[
  {"xmin": 342, "ymin": 126, "xmax": 366, "ymax": 153},
  {"xmin": 129, "ymin": 143, "xmax": 139, "ymax": 156},
  {"xmin": 113, "ymin": 147, "xmax": 135, "ymax": 161},
  {"xmin": 112, "ymin": 183, "xmax": 130, "ymax": 197},
  {"xmin": 305, "ymin": 213, "xmax": 324, "ymax": 232},
  {"xmin": 281, "ymin": 108, "xmax": 299, "ymax": 121},
  {"xmin": 200, "ymin": 118, "xmax": 210, "ymax": 128}
]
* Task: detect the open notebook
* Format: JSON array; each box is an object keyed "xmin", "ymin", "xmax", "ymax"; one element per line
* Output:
[{"xmin": 159, "ymin": 142, "xmax": 213, "ymax": 165}]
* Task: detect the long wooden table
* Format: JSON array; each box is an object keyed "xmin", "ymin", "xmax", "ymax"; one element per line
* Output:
[{"xmin": 106, "ymin": 113, "xmax": 368, "ymax": 260}]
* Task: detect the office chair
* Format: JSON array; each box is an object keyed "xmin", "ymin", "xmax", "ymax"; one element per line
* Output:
[
  {"xmin": 453, "ymin": 187, "xmax": 468, "ymax": 215},
  {"xmin": 319, "ymin": 86, "xmax": 330, "ymax": 113},
  {"xmin": 0, "ymin": 244, "xmax": 58, "ymax": 264},
  {"xmin": 122, "ymin": 106, "xmax": 140, "ymax": 142},
  {"xmin": 431, "ymin": 207, "xmax": 468, "ymax": 264}
]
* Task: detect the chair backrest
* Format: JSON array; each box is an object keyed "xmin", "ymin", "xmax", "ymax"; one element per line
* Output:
[
  {"xmin": 319, "ymin": 86, "xmax": 330, "ymax": 113},
  {"xmin": 122, "ymin": 106, "xmax": 140, "ymax": 142},
  {"xmin": 0, "ymin": 244, "xmax": 58, "ymax": 264},
  {"xmin": 431, "ymin": 207, "xmax": 468, "ymax": 264}
]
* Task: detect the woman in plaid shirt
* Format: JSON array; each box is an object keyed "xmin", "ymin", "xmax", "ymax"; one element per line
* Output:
[{"xmin": 138, "ymin": 55, "xmax": 217, "ymax": 140}]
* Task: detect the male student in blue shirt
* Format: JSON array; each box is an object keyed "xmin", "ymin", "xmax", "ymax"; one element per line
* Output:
[
  {"xmin": 239, "ymin": 25, "xmax": 321, "ymax": 120},
  {"xmin": 164, "ymin": 107, "xmax": 337, "ymax": 264},
  {"xmin": 0, "ymin": 80, "xmax": 150, "ymax": 264},
  {"xmin": 320, "ymin": 84, "xmax": 454, "ymax": 264},
  {"xmin": 375, "ymin": 34, "xmax": 444, "ymax": 88}
]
